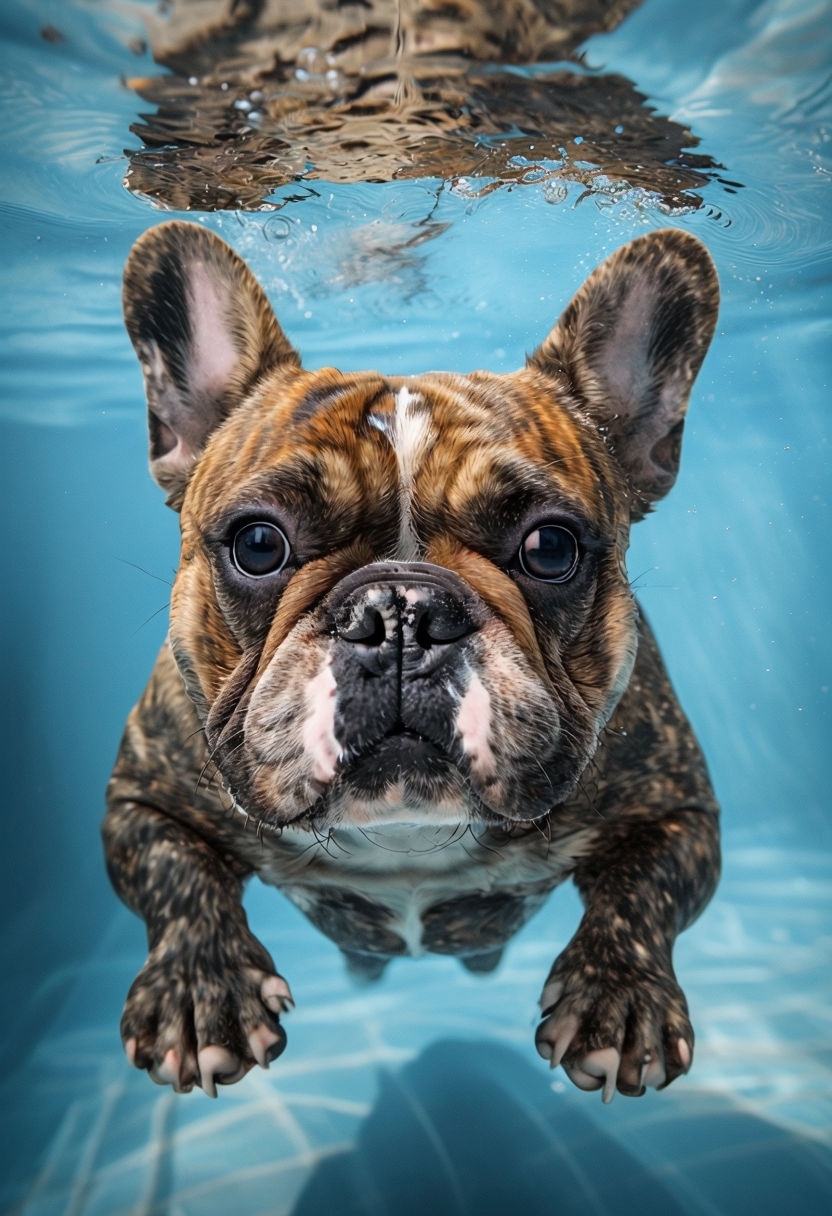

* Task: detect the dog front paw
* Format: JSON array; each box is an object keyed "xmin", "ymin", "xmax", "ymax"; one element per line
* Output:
[
  {"xmin": 534, "ymin": 943, "xmax": 693, "ymax": 1103},
  {"xmin": 121, "ymin": 923, "xmax": 293, "ymax": 1097}
]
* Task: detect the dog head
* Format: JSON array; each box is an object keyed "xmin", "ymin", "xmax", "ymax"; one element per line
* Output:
[{"xmin": 123, "ymin": 222, "xmax": 718, "ymax": 832}]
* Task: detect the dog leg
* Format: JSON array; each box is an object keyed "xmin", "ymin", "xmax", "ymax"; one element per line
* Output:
[
  {"xmin": 102, "ymin": 799, "xmax": 292, "ymax": 1096},
  {"xmin": 535, "ymin": 806, "xmax": 719, "ymax": 1101}
]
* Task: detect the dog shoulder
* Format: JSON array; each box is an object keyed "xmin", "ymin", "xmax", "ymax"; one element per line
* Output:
[{"xmin": 589, "ymin": 611, "xmax": 719, "ymax": 818}]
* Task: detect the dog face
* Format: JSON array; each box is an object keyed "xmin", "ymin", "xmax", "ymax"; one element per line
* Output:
[{"xmin": 123, "ymin": 223, "xmax": 718, "ymax": 835}]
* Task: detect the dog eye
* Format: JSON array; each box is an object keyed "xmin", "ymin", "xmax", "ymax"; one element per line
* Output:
[
  {"xmin": 519, "ymin": 525, "xmax": 579, "ymax": 582},
  {"xmin": 231, "ymin": 522, "xmax": 290, "ymax": 577}
]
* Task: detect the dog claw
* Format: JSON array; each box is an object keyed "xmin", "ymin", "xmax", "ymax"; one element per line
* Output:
[
  {"xmin": 197, "ymin": 1045, "xmax": 245, "ymax": 1098},
  {"xmin": 676, "ymin": 1037, "xmax": 692, "ymax": 1073},
  {"xmin": 248, "ymin": 1023, "xmax": 287, "ymax": 1069},
  {"xmin": 640, "ymin": 1050, "xmax": 667, "ymax": 1091},
  {"xmin": 538, "ymin": 979, "xmax": 564, "ymax": 1015},
  {"xmin": 563, "ymin": 1046, "xmax": 622, "ymax": 1104},
  {"xmin": 261, "ymin": 975, "xmax": 294, "ymax": 1014},
  {"xmin": 151, "ymin": 1047, "xmax": 183, "ymax": 1090},
  {"xmin": 536, "ymin": 1011, "xmax": 579, "ymax": 1068}
]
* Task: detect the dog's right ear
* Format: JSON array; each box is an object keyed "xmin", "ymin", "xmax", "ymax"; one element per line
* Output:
[{"xmin": 123, "ymin": 222, "xmax": 301, "ymax": 507}]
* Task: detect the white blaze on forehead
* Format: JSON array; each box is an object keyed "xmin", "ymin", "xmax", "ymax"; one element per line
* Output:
[
  {"xmin": 456, "ymin": 669, "xmax": 497, "ymax": 780},
  {"xmin": 302, "ymin": 660, "xmax": 342, "ymax": 784},
  {"xmin": 392, "ymin": 386, "xmax": 433, "ymax": 560}
]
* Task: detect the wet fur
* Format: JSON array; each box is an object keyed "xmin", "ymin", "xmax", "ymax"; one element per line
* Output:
[{"xmin": 105, "ymin": 222, "xmax": 720, "ymax": 1100}]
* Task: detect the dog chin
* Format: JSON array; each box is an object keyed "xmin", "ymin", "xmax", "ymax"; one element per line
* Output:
[
  {"xmin": 327, "ymin": 734, "xmax": 477, "ymax": 826},
  {"xmin": 229, "ymin": 732, "xmax": 585, "ymax": 833},
  {"xmin": 230, "ymin": 776, "xmax": 480, "ymax": 835}
]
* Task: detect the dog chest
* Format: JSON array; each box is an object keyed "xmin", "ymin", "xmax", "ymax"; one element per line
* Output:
[{"xmin": 253, "ymin": 824, "xmax": 594, "ymax": 960}]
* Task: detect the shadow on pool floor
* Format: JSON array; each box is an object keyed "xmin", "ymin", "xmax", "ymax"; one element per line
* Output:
[
  {"xmin": 4, "ymin": 845, "xmax": 831, "ymax": 1215},
  {"xmin": 293, "ymin": 1040, "xmax": 832, "ymax": 1216}
]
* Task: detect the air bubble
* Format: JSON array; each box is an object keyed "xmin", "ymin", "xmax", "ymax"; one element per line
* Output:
[{"xmin": 264, "ymin": 216, "xmax": 292, "ymax": 241}]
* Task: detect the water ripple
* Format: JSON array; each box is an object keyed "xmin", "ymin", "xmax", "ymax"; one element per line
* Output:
[{"xmin": 672, "ymin": 0, "xmax": 832, "ymax": 273}]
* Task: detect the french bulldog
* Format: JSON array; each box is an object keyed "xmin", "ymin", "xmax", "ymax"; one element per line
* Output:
[{"xmin": 104, "ymin": 221, "xmax": 720, "ymax": 1102}]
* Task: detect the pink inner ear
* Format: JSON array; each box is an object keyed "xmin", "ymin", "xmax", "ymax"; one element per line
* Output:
[
  {"xmin": 188, "ymin": 262, "xmax": 240, "ymax": 398},
  {"xmin": 594, "ymin": 276, "xmax": 653, "ymax": 408}
]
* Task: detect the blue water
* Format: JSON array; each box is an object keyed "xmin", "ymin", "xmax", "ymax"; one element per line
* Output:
[{"xmin": 1, "ymin": 0, "xmax": 830, "ymax": 1212}]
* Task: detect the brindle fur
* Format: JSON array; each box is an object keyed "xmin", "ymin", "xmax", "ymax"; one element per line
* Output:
[{"xmin": 106, "ymin": 221, "xmax": 720, "ymax": 1100}]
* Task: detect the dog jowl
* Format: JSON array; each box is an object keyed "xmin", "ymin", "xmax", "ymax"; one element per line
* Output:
[{"xmin": 104, "ymin": 221, "xmax": 720, "ymax": 1101}]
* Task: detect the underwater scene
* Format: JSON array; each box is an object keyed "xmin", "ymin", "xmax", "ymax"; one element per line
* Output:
[{"xmin": 1, "ymin": 0, "xmax": 830, "ymax": 1212}]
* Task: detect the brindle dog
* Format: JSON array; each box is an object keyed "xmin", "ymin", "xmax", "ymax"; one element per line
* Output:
[{"xmin": 105, "ymin": 221, "xmax": 720, "ymax": 1101}]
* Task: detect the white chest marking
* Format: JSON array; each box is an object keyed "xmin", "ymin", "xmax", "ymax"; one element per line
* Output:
[{"xmin": 258, "ymin": 823, "xmax": 597, "ymax": 959}]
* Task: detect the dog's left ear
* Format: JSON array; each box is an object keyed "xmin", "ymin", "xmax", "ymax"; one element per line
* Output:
[
  {"xmin": 123, "ymin": 221, "xmax": 301, "ymax": 506},
  {"xmin": 529, "ymin": 229, "xmax": 719, "ymax": 516}
]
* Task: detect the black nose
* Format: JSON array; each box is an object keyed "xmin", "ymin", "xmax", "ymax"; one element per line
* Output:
[
  {"xmin": 337, "ymin": 593, "xmax": 471, "ymax": 648},
  {"xmin": 328, "ymin": 563, "xmax": 482, "ymax": 676}
]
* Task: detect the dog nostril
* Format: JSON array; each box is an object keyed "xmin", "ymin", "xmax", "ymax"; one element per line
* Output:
[
  {"xmin": 414, "ymin": 612, "xmax": 439, "ymax": 650},
  {"xmin": 413, "ymin": 601, "xmax": 471, "ymax": 648},
  {"xmin": 332, "ymin": 583, "xmax": 476, "ymax": 654},
  {"xmin": 338, "ymin": 606, "xmax": 388, "ymax": 647}
]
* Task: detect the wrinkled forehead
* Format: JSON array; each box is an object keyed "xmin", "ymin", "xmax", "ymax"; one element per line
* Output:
[
  {"xmin": 186, "ymin": 365, "xmax": 615, "ymax": 529},
  {"xmin": 382, "ymin": 371, "xmax": 615, "ymax": 525}
]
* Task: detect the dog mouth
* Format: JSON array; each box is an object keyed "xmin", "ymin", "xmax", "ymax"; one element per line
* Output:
[
  {"xmin": 299, "ymin": 723, "xmax": 510, "ymax": 828},
  {"xmin": 218, "ymin": 721, "xmax": 573, "ymax": 834},
  {"xmin": 337, "ymin": 727, "xmax": 455, "ymax": 797},
  {"xmin": 214, "ymin": 721, "xmax": 473, "ymax": 835}
]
